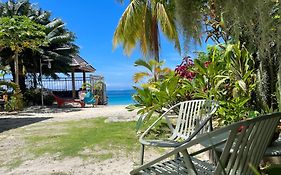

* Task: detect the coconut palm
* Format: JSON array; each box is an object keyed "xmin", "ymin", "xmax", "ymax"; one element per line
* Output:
[
  {"xmin": 113, "ymin": 0, "xmax": 180, "ymax": 62},
  {"xmin": 0, "ymin": 0, "xmax": 78, "ymax": 91}
]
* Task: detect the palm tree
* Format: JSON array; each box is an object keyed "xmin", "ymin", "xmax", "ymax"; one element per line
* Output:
[
  {"xmin": 0, "ymin": 0, "xmax": 78, "ymax": 91},
  {"xmin": 113, "ymin": 0, "xmax": 180, "ymax": 62}
]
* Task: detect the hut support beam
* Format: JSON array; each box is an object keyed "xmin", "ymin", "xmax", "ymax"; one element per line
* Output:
[
  {"xmin": 71, "ymin": 69, "xmax": 76, "ymax": 98},
  {"xmin": 83, "ymin": 71, "xmax": 86, "ymax": 83}
]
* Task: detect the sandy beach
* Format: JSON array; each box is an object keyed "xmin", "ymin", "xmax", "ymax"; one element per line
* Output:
[
  {"xmin": 0, "ymin": 105, "xmax": 147, "ymax": 175},
  {"xmin": 0, "ymin": 105, "xmax": 208, "ymax": 175}
]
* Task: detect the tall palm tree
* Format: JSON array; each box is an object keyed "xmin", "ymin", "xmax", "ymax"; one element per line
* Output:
[{"xmin": 113, "ymin": 0, "xmax": 180, "ymax": 62}]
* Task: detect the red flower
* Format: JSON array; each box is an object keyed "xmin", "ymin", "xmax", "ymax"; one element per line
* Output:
[
  {"xmin": 175, "ymin": 57, "xmax": 196, "ymax": 80},
  {"xmin": 204, "ymin": 61, "xmax": 212, "ymax": 68}
]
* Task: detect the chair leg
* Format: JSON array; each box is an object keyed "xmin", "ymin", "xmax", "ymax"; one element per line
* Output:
[{"xmin": 140, "ymin": 144, "xmax": 145, "ymax": 165}]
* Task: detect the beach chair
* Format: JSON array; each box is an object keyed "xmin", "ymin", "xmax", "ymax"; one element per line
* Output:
[
  {"xmin": 83, "ymin": 91, "xmax": 96, "ymax": 106},
  {"xmin": 139, "ymin": 100, "xmax": 218, "ymax": 165},
  {"xmin": 52, "ymin": 93, "xmax": 85, "ymax": 108},
  {"xmin": 131, "ymin": 112, "xmax": 281, "ymax": 175}
]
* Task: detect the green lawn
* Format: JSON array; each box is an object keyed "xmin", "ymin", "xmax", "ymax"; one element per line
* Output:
[{"xmin": 25, "ymin": 118, "xmax": 139, "ymax": 159}]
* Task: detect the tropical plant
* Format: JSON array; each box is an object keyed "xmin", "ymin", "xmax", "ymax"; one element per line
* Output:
[
  {"xmin": 0, "ymin": 0, "xmax": 78, "ymax": 92},
  {"xmin": 175, "ymin": 0, "xmax": 281, "ymax": 113},
  {"xmin": 188, "ymin": 44, "xmax": 253, "ymax": 124},
  {"xmin": 0, "ymin": 16, "xmax": 47, "ymax": 85},
  {"xmin": 174, "ymin": 56, "xmax": 196, "ymax": 80},
  {"xmin": 173, "ymin": 43, "xmax": 257, "ymax": 124},
  {"xmin": 133, "ymin": 59, "xmax": 171, "ymax": 84},
  {"xmin": 128, "ymin": 72, "xmax": 193, "ymax": 129},
  {"xmin": 0, "ymin": 80, "xmax": 24, "ymax": 111},
  {"xmin": 114, "ymin": 0, "xmax": 180, "ymax": 61}
]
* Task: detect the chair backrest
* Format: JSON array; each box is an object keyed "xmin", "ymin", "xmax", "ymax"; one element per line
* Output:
[
  {"xmin": 171, "ymin": 100, "xmax": 218, "ymax": 140},
  {"xmin": 213, "ymin": 113, "xmax": 281, "ymax": 175},
  {"xmin": 130, "ymin": 113, "xmax": 281, "ymax": 175},
  {"xmin": 84, "ymin": 91, "xmax": 95, "ymax": 103}
]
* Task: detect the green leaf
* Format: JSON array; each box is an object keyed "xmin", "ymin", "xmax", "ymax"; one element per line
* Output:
[{"xmin": 237, "ymin": 80, "xmax": 247, "ymax": 92}]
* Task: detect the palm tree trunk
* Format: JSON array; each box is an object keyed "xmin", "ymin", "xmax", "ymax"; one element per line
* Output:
[{"xmin": 151, "ymin": 15, "xmax": 160, "ymax": 62}]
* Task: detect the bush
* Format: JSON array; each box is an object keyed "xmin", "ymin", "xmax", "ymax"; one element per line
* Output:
[
  {"xmin": 24, "ymin": 88, "xmax": 54, "ymax": 106},
  {"xmin": 0, "ymin": 81, "xmax": 24, "ymax": 111},
  {"xmin": 24, "ymin": 88, "xmax": 41, "ymax": 105},
  {"xmin": 43, "ymin": 94, "xmax": 54, "ymax": 106}
]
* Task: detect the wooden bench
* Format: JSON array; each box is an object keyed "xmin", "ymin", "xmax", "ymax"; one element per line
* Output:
[{"xmin": 52, "ymin": 94, "xmax": 85, "ymax": 108}]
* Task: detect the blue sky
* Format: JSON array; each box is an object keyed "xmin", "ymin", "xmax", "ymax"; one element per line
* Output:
[{"xmin": 27, "ymin": 0, "xmax": 208, "ymax": 90}]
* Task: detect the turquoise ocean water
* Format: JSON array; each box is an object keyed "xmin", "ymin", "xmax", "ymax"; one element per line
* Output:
[{"xmin": 107, "ymin": 89, "xmax": 135, "ymax": 105}]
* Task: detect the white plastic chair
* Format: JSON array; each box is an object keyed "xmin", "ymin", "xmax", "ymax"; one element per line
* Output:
[
  {"xmin": 131, "ymin": 112, "xmax": 281, "ymax": 175},
  {"xmin": 139, "ymin": 100, "xmax": 218, "ymax": 164}
]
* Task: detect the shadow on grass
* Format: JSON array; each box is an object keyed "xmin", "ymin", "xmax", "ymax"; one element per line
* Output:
[{"xmin": 0, "ymin": 117, "xmax": 52, "ymax": 133}]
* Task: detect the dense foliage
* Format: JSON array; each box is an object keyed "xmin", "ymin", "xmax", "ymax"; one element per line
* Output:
[
  {"xmin": 130, "ymin": 42, "xmax": 257, "ymax": 126},
  {"xmin": 0, "ymin": 0, "xmax": 78, "ymax": 92},
  {"xmin": 0, "ymin": 0, "xmax": 78, "ymax": 111},
  {"xmin": 0, "ymin": 81, "xmax": 24, "ymax": 111},
  {"xmin": 0, "ymin": 16, "xmax": 47, "ymax": 86},
  {"xmin": 128, "ymin": 0, "xmax": 281, "ymax": 129},
  {"xmin": 175, "ymin": 0, "xmax": 281, "ymax": 113}
]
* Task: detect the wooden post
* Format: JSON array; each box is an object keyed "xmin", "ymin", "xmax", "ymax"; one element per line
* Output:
[
  {"xmin": 71, "ymin": 69, "xmax": 76, "ymax": 98},
  {"xmin": 83, "ymin": 71, "xmax": 86, "ymax": 83},
  {"xmin": 14, "ymin": 51, "xmax": 19, "ymax": 85}
]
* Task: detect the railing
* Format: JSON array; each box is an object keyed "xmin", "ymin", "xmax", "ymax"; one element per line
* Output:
[
  {"xmin": 26, "ymin": 77, "xmax": 91, "ymax": 91},
  {"xmin": 2, "ymin": 75, "xmax": 108, "ymax": 104}
]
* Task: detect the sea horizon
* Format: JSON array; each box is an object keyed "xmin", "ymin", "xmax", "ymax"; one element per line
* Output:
[{"xmin": 106, "ymin": 89, "xmax": 136, "ymax": 105}]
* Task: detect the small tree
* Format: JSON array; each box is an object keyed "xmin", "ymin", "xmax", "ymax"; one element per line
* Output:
[{"xmin": 0, "ymin": 16, "xmax": 48, "ymax": 85}]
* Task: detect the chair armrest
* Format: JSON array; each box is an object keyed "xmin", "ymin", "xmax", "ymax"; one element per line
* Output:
[
  {"xmin": 139, "ymin": 103, "xmax": 181, "ymax": 144},
  {"xmin": 209, "ymin": 100, "xmax": 219, "ymax": 115}
]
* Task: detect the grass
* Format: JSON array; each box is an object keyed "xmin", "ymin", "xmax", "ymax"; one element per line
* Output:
[
  {"xmin": 7, "ymin": 159, "xmax": 23, "ymax": 170},
  {"xmin": 25, "ymin": 118, "xmax": 139, "ymax": 159}
]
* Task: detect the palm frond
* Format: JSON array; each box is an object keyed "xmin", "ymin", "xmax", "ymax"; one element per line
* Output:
[
  {"xmin": 113, "ymin": 0, "xmax": 144, "ymax": 55},
  {"xmin": 134, "ymin": 59, "xmax": 153, "ymax": 72},
  {"xmin": 133, "ymin": 72, "xmax": 151, "ymax": 83},
  {"xmin": 156, "ymin": 2, "xmax": 181, "ymax": 54}
]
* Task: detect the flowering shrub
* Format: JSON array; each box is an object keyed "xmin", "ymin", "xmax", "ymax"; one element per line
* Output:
[
  {"xmin": 175, "ymin": 57, "xmax": 212, "ymax": 80},
  {"xmin": 175, "ymin": 57, "xmax": 196, "ymax": 80}
]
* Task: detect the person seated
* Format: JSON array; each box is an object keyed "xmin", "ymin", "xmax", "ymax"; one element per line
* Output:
[{"xmin": 78, "ymin": 87, "xmax": 87, "ymax": 101}]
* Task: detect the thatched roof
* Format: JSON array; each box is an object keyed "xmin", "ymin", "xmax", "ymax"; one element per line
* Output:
[{"xmin": 70, "ymin": 55, "xmax": 96, "ymax": 72}]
